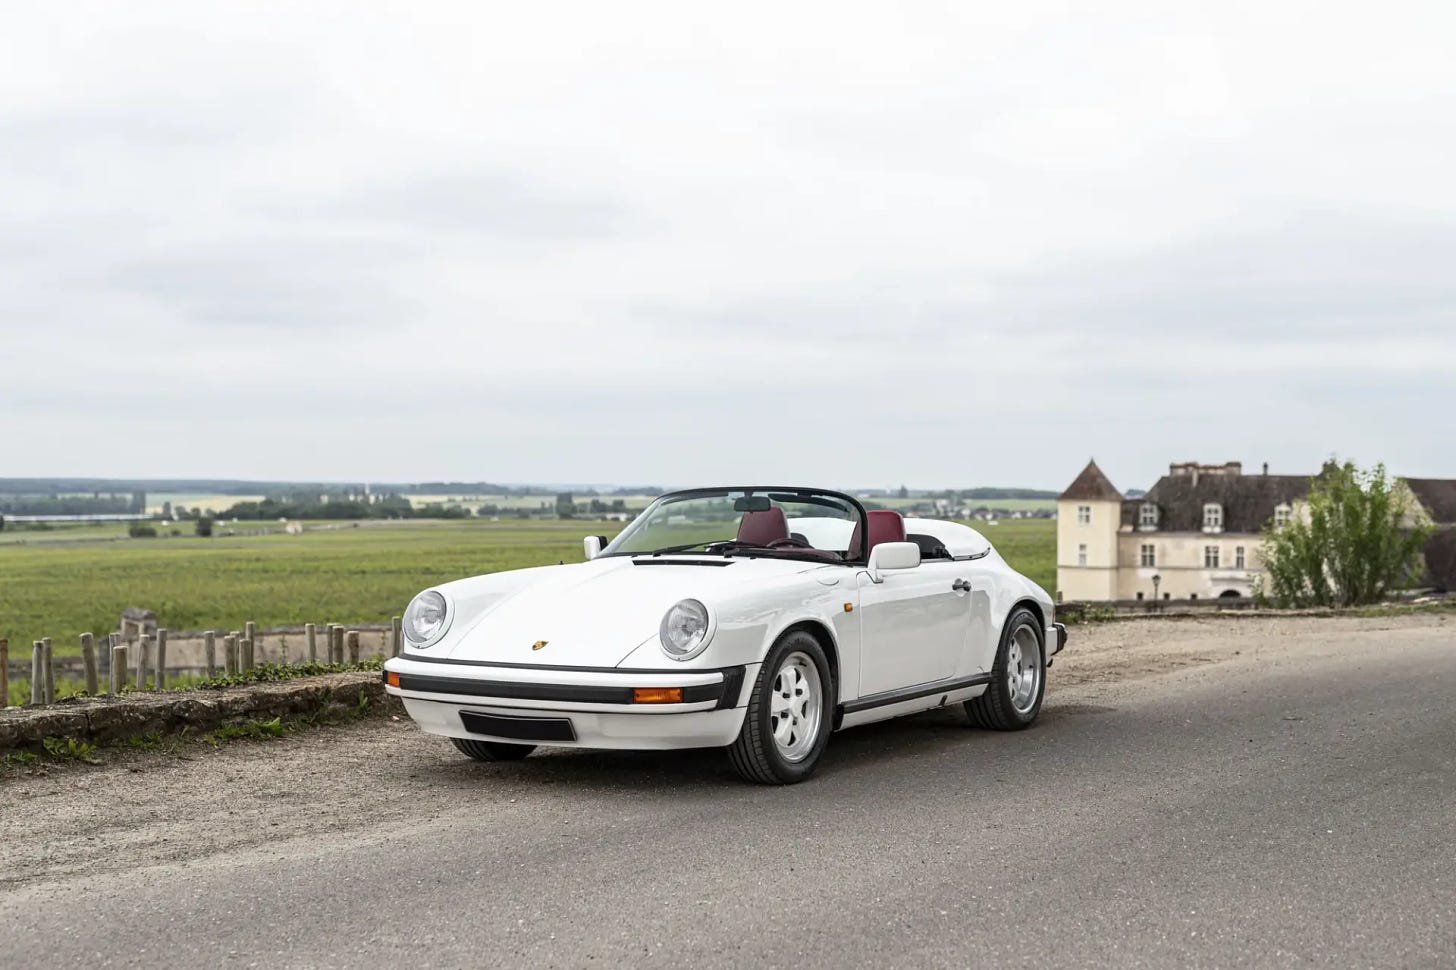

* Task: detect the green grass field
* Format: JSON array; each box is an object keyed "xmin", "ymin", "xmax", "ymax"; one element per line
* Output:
[{"xmin": 0, "ymin": 518, "xmax": 1054, "ymax": 657}]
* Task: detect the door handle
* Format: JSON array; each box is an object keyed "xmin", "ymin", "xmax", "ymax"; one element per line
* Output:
[{"xmin": 952, "ymin": 578, "xmax": 972, "ymax": 592}]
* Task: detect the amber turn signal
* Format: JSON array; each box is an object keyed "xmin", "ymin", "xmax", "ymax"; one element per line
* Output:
[
  {"xmin": 385, "ymin": 671, "xmax": 400, "ymax": 687},
  {"xmin": 632, "ymin": 687, "xmax": 684, "ymax": 704}
]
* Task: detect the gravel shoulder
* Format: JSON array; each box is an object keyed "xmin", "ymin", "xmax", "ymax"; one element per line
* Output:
[{"xmin": 1, "ymin": 611, "xmax": 1450, "ymax": 892}]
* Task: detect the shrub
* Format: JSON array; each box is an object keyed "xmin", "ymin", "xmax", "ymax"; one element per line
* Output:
[
  {"xmin": 1259, "ymin": 460, "xmax": 1432, "ymax": 608},
  {"xmin": 128, "ymin": 524, "xmax": 158, "ymax": 539}
]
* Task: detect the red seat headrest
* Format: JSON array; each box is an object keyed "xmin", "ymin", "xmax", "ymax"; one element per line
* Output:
[
  {"xmin": 848, "ymin": 509, "xmax": 906, "ymax": 559},
  {"xmin": 737, "ymin": 507, "xmax": 789, "ymax": 546}
]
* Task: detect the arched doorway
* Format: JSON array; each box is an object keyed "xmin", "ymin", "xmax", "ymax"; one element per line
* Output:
[{"xmin": 1219, "ymin": 589, "xmax": 1242, "ymax": 599}]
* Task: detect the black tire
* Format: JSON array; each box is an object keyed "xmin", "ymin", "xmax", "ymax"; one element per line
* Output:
[
  {"xmin": 451, "ymin": 737, "xmax": 536, "ymax": 761},
  {"xmin": 727, "ymin": 631, "xmax": 835, "ymax": 784},
  {"xmin": 965, "ymin": 607, "xmax": 1045, "ymax": 731}
]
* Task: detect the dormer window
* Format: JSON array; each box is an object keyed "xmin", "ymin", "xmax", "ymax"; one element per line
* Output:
[
  {"xmin": 1274, "ymin": 504, "xmax": 1292, "ymax": 528},
  {"xmin": 1203, "ymin": 503, "xmax": 1223, "ymax": 532},
  {"xmin": 1138, "ymin": 503, "xmax": 1159, "ymax": 530}
]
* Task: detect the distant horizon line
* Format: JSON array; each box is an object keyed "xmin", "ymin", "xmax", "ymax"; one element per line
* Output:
[{"xmin": 0, "ymin": 476, "xmax": 1063, "ymax": 496}]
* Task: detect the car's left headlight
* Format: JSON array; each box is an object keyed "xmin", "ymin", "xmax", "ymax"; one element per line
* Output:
[
  {"xmin": 403, "ymin": 589, "xmax": 453, "ymax": 649},
  {"xmin": 659, "ymin": 599, "xmax": 711, "ymax": 661}
]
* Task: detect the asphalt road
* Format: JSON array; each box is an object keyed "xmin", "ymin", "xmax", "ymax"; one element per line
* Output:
[{"xmin": 3, "ymin": 617, "xmax": 1454, "ymax": 968}]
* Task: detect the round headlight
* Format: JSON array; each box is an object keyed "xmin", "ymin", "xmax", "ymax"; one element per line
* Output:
[
  {"xmin": 403, "ymin": 590, "xmax": 451, "ymax": 648},
  {"xmin": 659, "ymin": 599, "xmax": 711, "ymax": 661}
]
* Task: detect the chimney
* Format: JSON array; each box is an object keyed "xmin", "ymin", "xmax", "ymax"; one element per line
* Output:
[{"xmin": 1262, "ymin": 462, "xmax": 1269, "ymax": 476}]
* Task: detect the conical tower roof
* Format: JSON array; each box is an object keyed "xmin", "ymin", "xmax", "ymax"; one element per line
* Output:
[{"xmin": 1059, "ymin": 459, "xmax": 1122, "ymax": 501}]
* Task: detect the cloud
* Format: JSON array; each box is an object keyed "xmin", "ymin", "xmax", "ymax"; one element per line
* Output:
[{"xmin": 1, "ymin": 1, "xmax": 1454, "ymax": 487}]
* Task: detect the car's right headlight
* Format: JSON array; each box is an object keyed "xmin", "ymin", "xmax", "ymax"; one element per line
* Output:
[
  {"xmin": 403, "ymin": 590, "xmax": 452, "ymax": 648},
  {"xmin": 659, "ymin": 598, "xmax": 711, "ymax": 661}
]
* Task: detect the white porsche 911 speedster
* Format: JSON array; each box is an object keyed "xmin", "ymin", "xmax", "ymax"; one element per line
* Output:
[{"xmin": 383, "ymin": 486, "xmax": 1066, "ymax": 784}]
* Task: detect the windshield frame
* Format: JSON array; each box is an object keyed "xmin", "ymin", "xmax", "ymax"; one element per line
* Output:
[{"xmin": 600, "ymin": 486, "xmax": 869, "ymax": 563}]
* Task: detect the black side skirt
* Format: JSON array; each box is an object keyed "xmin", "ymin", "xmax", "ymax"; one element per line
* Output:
[{"xmin": 839, "ymin": 673, "xmax": 993, "ymax": 717}]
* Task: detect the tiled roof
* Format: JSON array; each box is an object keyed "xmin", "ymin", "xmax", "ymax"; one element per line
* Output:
[
  {"xmin": 1059, "ymin": 460, "xmax": 1123, "ymax": 501},
  {"xmin": 1406, "ymin": 479, "xmax": 1456, "ymax": 525},
  {"xmin": 1121, "ymin": 473, "xmax": 1312, "ymax": 534}
]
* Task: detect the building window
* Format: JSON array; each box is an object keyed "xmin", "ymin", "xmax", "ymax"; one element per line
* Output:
[
  {"xmin": 1077, "ymin": 543, "xmax": 1088, "ymax": 566},
  {"xmin": 1274, "ymin": 504, "xmax": 1292, "ymax": 528},
  {"xmin": 1136, "ymin": 591, "xmax": 1144, "ymax": 601},
  {"xmin": 1235, "ymin": 546, "xmax": 1245, "ymax": 569},
  {"xmin": 1204, "ymin": 545, "xmax": 1220, "ymax": 568},
  {"xmin": 1203, "ymin": 503, "xmax": 1223, "ymax": 532},
  {"xmin": 1077, "ymin": 505, "xmax": 1091, "ymax": 525},
  {"xmin": 1140, "ymin": 544, "xmax": 1156, "ymax": 567},
  {"xmin": 1139, "ymin": 503, "xmax": 1159, "ymax": 529}
]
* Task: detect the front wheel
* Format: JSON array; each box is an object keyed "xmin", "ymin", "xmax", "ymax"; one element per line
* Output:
[
  {"xmin": 451, "ymin": 737, "xmax": 536, "ymax": 761},
  {"xmin": 965, "ymin": 607, "xmax": 1045, "ymax": 730},
  {"xmin": 727, "ymin": 631, "xmax": 834, "ymax": 784}
]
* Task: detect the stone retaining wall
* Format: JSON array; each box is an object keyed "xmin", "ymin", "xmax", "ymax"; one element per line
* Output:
[{"xmin": 0, "ymin": 672, "xmax": 394, "ymax": 754}]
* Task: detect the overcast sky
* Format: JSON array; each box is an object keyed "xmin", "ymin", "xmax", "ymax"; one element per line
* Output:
[{"xmin": 3, "ymin": 1, "xmax": 1453, "ymax": 492}]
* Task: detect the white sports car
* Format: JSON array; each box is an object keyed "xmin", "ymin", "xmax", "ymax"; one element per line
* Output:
[{"xmin": 383, "ymin": 486, "xmax": 1066, "ymax": 784}]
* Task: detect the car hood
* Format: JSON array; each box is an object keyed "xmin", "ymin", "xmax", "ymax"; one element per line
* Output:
[{"xmin": 433, "ymin": 555, "xmax": 818, "ymax": 668}]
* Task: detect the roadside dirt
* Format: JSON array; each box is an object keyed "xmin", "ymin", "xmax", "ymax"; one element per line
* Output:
[{"xmin": 1, "ymin": 611, "xmax": 1449, "ymax": 891}]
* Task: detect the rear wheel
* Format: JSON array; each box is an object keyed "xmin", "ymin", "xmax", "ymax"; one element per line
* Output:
[
  {"xmin": 965, "ymin": 607, "xmax": 1045, "ymax": 730},
  {"xmin": 451, "ymin": 737, "xmax": 536, "ymax": 761},
  {"xmin": 728, "ymin": 631, "xmax": 834, "ymax": 784}
]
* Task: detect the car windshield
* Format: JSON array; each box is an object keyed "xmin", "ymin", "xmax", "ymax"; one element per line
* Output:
[{"xmin": 602, "ymin": 488, "xmax": 862, "ymax": 560}]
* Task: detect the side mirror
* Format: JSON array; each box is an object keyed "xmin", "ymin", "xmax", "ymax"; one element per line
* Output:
[
  {"xmin": 583, "ymin": 535, "xmax": 608, "ymax": 560},
  {"xmin": 866, "ymin": 541, "xmax": 920, "ymax": 582}
]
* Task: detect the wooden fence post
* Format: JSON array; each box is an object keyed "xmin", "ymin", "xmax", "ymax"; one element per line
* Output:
[
  {"xmin": 306, "ymin": 623, "xmax": 318, "ymax": 663},
  {"xmin": 241, "ymin": 637, "xmax": 254, "ymax": 672},
  {"xmin": 245, "ymin": 621, "xmax": 256, "ymax": 653},
  {"xmin": 0, "ymin": 637, "xmax": 8, "ymax": 707},
  {"xmin": 391, "ymin": 616, "xmax": 402, "ymax": 658},
  {"xmin": 346, "ymin": 630, "xmax": 360, "ymax": 664},
  {"xmin": 327, "ymin": 625, "xmax": 339, "ymax": 664},
  {"xmin": 204, "ymin": 631, "xmax": 217, "ymax": 677},
  {"xmin": 135, "ymin": 635, "xmax": 151, "ymax": 690},
  {"xmin": 155, "ymin": 628, "xmax": 168, "ymax": 689},
  {"xmin": 223, "ymin": 635, "xmax": 237, "ymax": 676},
  {"xmin": 31, "ymin": 642, "xmax": 44, "ymax": 704},
  {"xmin": 42, "ymin": 637, "xmax": 55, "ymax": 704},
  {"xmin": 111, "ymin": 643, "xmax": 129, "ymax": 693},
  {"xmin": 81, "ymin": 633, "xmax": 99, "ymax": 695}
]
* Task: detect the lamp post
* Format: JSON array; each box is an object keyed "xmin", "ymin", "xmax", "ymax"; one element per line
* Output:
[{"xmin": 1152, "ymin": 574, "xmax": 1162, "ymax": 606}]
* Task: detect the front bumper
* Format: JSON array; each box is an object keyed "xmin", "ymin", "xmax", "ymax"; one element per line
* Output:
[{"xmin": 383, "ymin": 657, "xmax": 755, "ymax": 750}]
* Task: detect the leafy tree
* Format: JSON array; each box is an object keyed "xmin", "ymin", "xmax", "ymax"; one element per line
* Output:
[
  {"xmin": 196, "ymin": 517, "xmax": 214, "ymax": 537},
  {"xmin": 1258, "ymin": 460, "xmax": 1431, "ymax": 608}
]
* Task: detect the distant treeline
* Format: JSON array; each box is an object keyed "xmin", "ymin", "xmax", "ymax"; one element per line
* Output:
[
  {"xmin": 0, "ymin": 478, "xmax": 662, "ymax": 498},
  {"xmin": 0, "ymin": 491, "xmax": 145, "ymax": 515},
  {"xmin": 219, "ymin": 493, "xmax": 472, "ymax": 520}
]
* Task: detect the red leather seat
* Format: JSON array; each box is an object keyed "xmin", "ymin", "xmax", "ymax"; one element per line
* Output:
[
  {"xmin": 847, "ymin": 509, "xmax": 906, "ymax": 560},
  {"xmin": 737, "ymin": 507, "xmax": 790, "ymax": 545}
]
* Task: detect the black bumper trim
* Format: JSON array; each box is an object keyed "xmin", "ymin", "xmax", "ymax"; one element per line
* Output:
[
  {"xmin": 1054, "ymin": 622, "xmax": 1068, "ymax": 652},
  {"xmin": 393, "ymin": 667, "xmax": 745, "ymax": 707}
]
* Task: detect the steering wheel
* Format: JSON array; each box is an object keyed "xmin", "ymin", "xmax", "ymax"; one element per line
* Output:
[{"xmin": 767, "ymin": 537, "xmax": 814, "ymax": 549}]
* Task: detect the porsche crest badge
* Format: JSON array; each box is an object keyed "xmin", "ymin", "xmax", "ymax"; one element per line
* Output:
[{"xmin": 532, "ymin": 640, "xmax": 548, "ymax": 651}]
